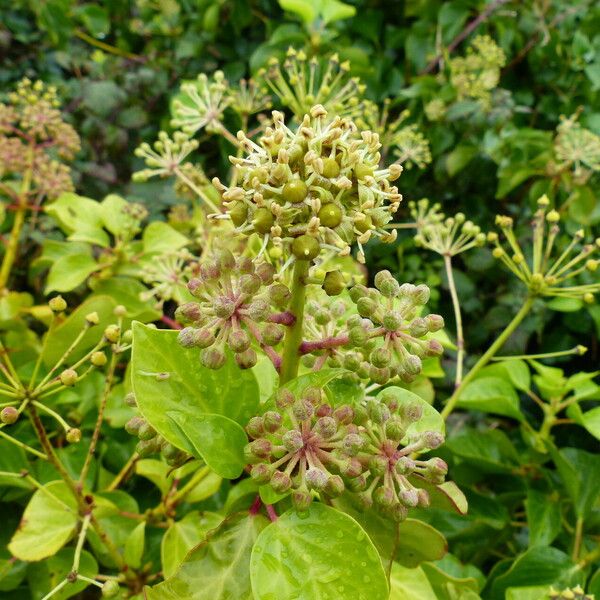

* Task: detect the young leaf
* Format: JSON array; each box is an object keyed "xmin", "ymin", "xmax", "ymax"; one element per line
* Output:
[{"xmin": 124, "ymin": 521, "xmax": 146, "ymax": 569}]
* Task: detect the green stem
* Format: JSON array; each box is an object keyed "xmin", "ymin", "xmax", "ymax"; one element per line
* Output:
[
  {"xmin": 441, "ymin": 296, "xmax": 535, "ymax": 420},
  {"xmin": 444, "ymin": 254, "xmax": 464, "ymax": 388},
  {"xmin": 572, "ymin": 517, "xmax": 584, "ymax": 561},
  {"xmin": 279, "ymin": 260, "xmax": 309, "ymax": 385}
]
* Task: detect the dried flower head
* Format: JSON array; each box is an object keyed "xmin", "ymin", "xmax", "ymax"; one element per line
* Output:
[
  {"xmin": 489, "ymin": 195, "xmax": 600, "ymax": 302},
  {"xmin": 171, "ymin": 71, "xmax": 230, "ymax": 135},
  {"xmin": 213, "ymin": 105, "xmax": 402, "ymax": 264},
  {"xmin": 410, "ymin": 199, "xmax": 486, "ymax": 256},
  {"xmin": 261, "ymin": 48, "xmax": 366, "ymax": 121}
]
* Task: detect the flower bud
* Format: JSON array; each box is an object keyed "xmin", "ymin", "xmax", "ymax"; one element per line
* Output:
[
  {"xmin": 269, "ymin": 283, "xmax": 292, "ymax": 308},
  {"xmin": 271, "ymin": 471, "xmax": 292, "ymax": 494},
  {"xmin": 408, "ymin": 318, "xmax": 429, "ymax": 337},
  {"xmin": 395, "ymin": 456, "xmax": 416, "ymax": 475},
  {"xmin": 104, "ymin": 325, "xmax": 120, "ymax": 343},
  {"xmin": 244, "ymin": 298, "xmax": 270, "ymax": 321},
  {"xmin": 356, "ymin": 297, "xmax": 377, "ymax": 318},
  {"xmin": 213, "ymin": 296, "xmax": 236, "ymax": 319},
  {"xmin": 292, "ymin": 235, "xmax": 320, "ymax": 261},
  {"xmin": 253, "ymin": 207, "xmax": 274, "ymax": 234},
  {"xmin": 399, "ymin": 488, "xmax": 419, "ymax": 507},
  {"xmin": 138, "ymin": 422, "xmax": 157, "ymax": 441},
  {"xmin": 370, "ymin": 347, "xmax": 391, "ymax": 368},
  {"xmin": 325, "ymin": 475, "xmax": 344, "ymax": 497},
  {"xmin": 349, "ymin": 285, "xmax": 368, "ymax": 303},
  {"xmin": 305, "ymin": 467, "xmax": 328, "ymax": 490},
  {"xmin": 302, "ymin": 386, "xmax": 321, "ymax": 405},
  {"xmin": 0, "ymin": 406, "xmax": 19, "ymax": 425},
  {"xmin": 282, "ymin": 429, "xmax": 304, "ymax": 453},
  {"xmin": 322, "ymin": 270, "xmax": 346, "ymax": 296},
  {"xmin": 85, "ymin": 312, "xmax": 100, "ymax": 326},
  {"xmin": 293, "ymin": 398, "xmax": 314, "ymax": 421},
  {"xmin": 229, "ymin": 329, "xmax": 251, "ymax": 353},
  {"xmin": 367, "ymin": 400, "xmax": 390, "ymax": 424},
  {"xmin": 101, "ymin": 580, "xmax": 120, "ymax": 598},
  {"xmin": 388, "ymin": 503, "xmax": 408, "ymax": 522},
  {"xmin": 369, "ymin": 365, "xmax": 390, "ymax": 385},
  {"xmin": 385, "ymin": 417, "xmax": 405, "ymax": 441},
  {"xmin": 175, "ymin": 302, "xmax": 202, "ymax": 323},
  {"xmin": 422, "ymin": 431, "xmax": 444, "ymax": 449},
  {"xmin": 263, "ymin": 411, "xmax": 282, "ymax": 433},
  {"xmin": 342, "ymin": 433, "xmax": 364, "ymax": 456},
  {"xmin": 201, "ymin": 347, "xmax": 226, "ymax": 369},
  {"xmin": 178, "ymin": 327, "xmax": 202, "ymax": 348},
  {"xmin": 195, "ymin": 328, "xmax": 216, "ymax": 349},
  {"xmin": 373, "ymin": 486, "xmax": 395, "ymax": 508},
  {"xmin": 425, "ymin": 314, "xmax": 444, "ymax": 332},
  {"xmin": 314, "ymin": 416, "xmax": 337, "ymax": 439},
  {"xmin": 349, "ymin": 326, "xmax": 368, "ymax": 346},
  {"xmin": 246, "ymin": 416, "xmax": 264, "ymax": 439},
  {"xmin": 136, "ymin": 438, "xmax": 160, "ymax": 458},
  {"xmin": 276, "ymin": 389, "xmax": 295, "ymax": 409},
  {"xmin": 161, "ymin": 442, "xmax": 181, "ymax": 460},
  {"xmin": 60, "ymin": 369, "xmax": 78, "ymax": 387},
  {"xmin": 91, "ymin": 351, "xmax": 107, "ymax": 367},
  {"xmin": 375, "ymin": 272, "xmax": 400, "ymax": 298},
  {"xmin": 369, "ymin": 455, "xmax": 389, "ymax": 476},
  {"xmin": 247, "ymin": 438, "xmax": 272, "ymax": 459},
  {"xmin": 255, "ymin": 262, "xmax": 275, "ymax": 284},
  {"xmin": 239, "ymin": 274, "xmax": 262, "ymax": 295},
  {"xmin": 292, "ymin": 489, "xmax": 313, "ymax": 511},
  {"xmin": 113, "ymin": 305, "xmax": 127, "ymax": 317},
  {"xmin": 425, "ymin": 339, "xmax": 443, "ymax": 356},
  {"xmin": 403, "ymin": 354, "xmax": 422, "ymax": 376},
  {"xmin": 250, "ymin": 463, "xmax": 273, "ymax": 484},
  {"xmin": 262, "ymin": 323, "xmax": 284, "ymax": 346},
  {"xmin": 235, "ymin": 348, "xmax": 257, "ymax": 369},
  {"xmin": 333, "ymin": 404, "xmax": 354, "ymax": 425},
  {"xmin": 49, "ymin": 296, "xmax": 67, "ymax": 312},
  {"xmin": 417, "ymin": 489, "xmax": 430, "ymax": 507},
  {"xmin": 125, "ymin": 416, "xmax": 145, "ymax": 436},
  {"xmin": 66, "ymin": 428, "xmax": 82, "ymax": 443}
]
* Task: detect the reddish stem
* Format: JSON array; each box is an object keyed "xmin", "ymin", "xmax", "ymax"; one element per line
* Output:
[
  {"xmin": 249, "ymin": 495, "xmax": 262, "ymax": 515},
  {"xmin": 160, "ymin": 315, "xmax": 182, "ymax": 330},
  {"xmin": 268, "ymin": 311, "xmax": 296, "ymax": 326},
  {"xmin": 299, "ymin": 334, "xmax": 350, "ymax": 355},
  {"xmin": 266, "ymin": 504, "xmax": 278, "ymax": 522},
  {"xmin": 248, "ymin": 495, "xmax": 278, "ymax": 522}
]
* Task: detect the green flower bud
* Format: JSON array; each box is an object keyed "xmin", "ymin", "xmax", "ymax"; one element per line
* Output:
[
  {"xmin": 318, "ymin": 204, "xmax": 343, "ymax": 228},
  {"xmin": 0, "ymin": 406, "xmax": 19, "ymax": 425},
  {"xmin": 276, "ymin": 388, "xmax": 295, "ymax": 409},
  {"xmin": 229, "ymin": 202, "xmax": 248, "ymax": 227},
  {"xmin": 292, "ymin": 489, "xmax": 313, "ymax": 511},
  {"xmin": 408, "ymin": 318, "xmax": 428, "ymax": 337},
  {"xmin": 322, "ymin": 157, "xmax": 340, "ymax": 178},
  {"xmin": 404, "ymin": 354, "xmax": 422, "ymax": 376},
  {"xmin": 412, "ymin": 284, "xmax": 430, "ymax": 304},
  {"xmin": 269, "ymin": 283, "xmax": 291, "ymax": 307},
  {"xmin": 239, "ymin": 274, "xmax": 262, "ymax": 295},
  {"xmin": 425, "ymin": 314, "xmax": 444, "ymax": 332},
  {"xmin": 59, "ymin": 369, "xmax": 78, "ymax": 387},
  {"xmin": 348, "ymin": 474, "xmax": 368, "ymax": 493},
  {"xmin": 246, "ymin": 416, "xmax": 264, "ymax": 439},
  {"xmin": 251, "ymin": 463, "xmax": 273, "ymax": 484},
  {"xmin": 370, "ymin": 347, "xmax": 391, "ymax": 368},
  {"xmin": 369, "ymin": 455, "xmax": 389, "ymax": 476},
  {"xmin": 101, "ymin": 580, "xmax": 120, "ymax": 598},
  {"xmin": 282, "ymin": 429, "xmax": 304, "ymax": 452},
  {"xmin": 104, "ymin": 325, "xmax": 120, "ymax": 343},
  {"xmin": 349, "ymin": 326, "xmax": 368, "ymax": 346},
  {"xmin": 85, "ymin": 312, "xmax": 100, "ymax": 326},
  {"xmin": 354, "ymin": 164, "xmax": 374, "ymax": 179},
  {"xmin": 348, "ymin": 285, "xmax": 369, "ymax": 303},
  {"xmin": 49, "ymin": 296, "xmax": 67, "ymax": 312},
  {"xmin": 292, "ymin": 235, "xmax": 320, "ymax": 261},
  {"xmin": 217, "ymin": 249, "xmax": 236, "ymax": 271},
  {"xmin": 400, "ymin": 402, "xmax": 423, "ymax": 423},
  {"xmin": 322, "ymin": 270, "xmax": 346, "ymax": 296},
  {"xmin": 263, "ymin": 411, "xmax": 282, "ymax": 433},
  {"xmin": 125, "ymin": 416, "xmax": 145, "ymax": 436},
  {"xmin": 201, "ymin": 347, "xmax": 226, "ymax": 369},
  {"xmin": 354, "ymin": 214, "xmax": 373, "ymax": 233},
  {"xmin": 213, "ymin": 296, "xmax": 236, "ymax": 319},
  {"xmin": 64, "ymin": 428, "xmax": 81, "ymax": 443},
  {"xmin": 161, "ymin": 442, "xmax": 181, "ymax": 460},
  {"xmin": 229, "ymin": 329, "xmax": 251, "ymax": 353},
  {"xmin": 373, "ymin": 485, "xmax": 395, "ymax": 508},
  {"xmin": 382, "ymin": 311, "xmax": 403, "ymax": 331},
  {"xmin": 388, "ymin": 503, "xmax": 408, "ymax": 522},
  {"xmin": 356, "ymin": 297, "xmax": 377, "ymax": 318},
  {"xmin": 342, "ymin": 433, "xmax": 364, "ymax": 456},
  {"xmin": 236, "ymin": 348, "xmax": 257, "ymax": 369},
  {"xmin": 385, "ymin": 416, "xmax": 405, "ymax": 441},
  {"xmin": 293, "ymin": 398, "xmax": 314, "ymax": 421},
  {"xmin": 369, "ymin": 365, "xmax": 390, "ymax": 385},
  {"xmin": 136, "ymin": 438, "xmax": 160, "ymax": 457},
  {"xmin": 255, "ymin": 262, "xmax": 275, "ymax": 284},
  {"xmin": 325, "ymin": 475, "xmax": 344, "ymax": 497},
  {"xmin": 237, "ymin": 257, "xmax": 255, "ymax": 274},
  {"xmin": 262, "ymin": 323, "xmax": 284, "ymax": 346},
  {"xmin": 138, "ymin": 422, "xmax": 157, "ymax": 441},
  {"xmin": 253, "ymin": 207, "xmax": 274, "ymax": 234},
  {"xmin": 282, "ymin": 180, "xmax": 308, "ymax": 204},
  {"xmin": 247, "ymin": 438, "xmax": 272, "ymax": 459},
  {"xmin": 314, "ymin": 416, "xmax": 337, "ymax": 439},
  {"xmin": 305, "ymin": 467, "xmax": 328, "ymax": 491},
  {"xmin": 90, "ymin": 351, "xmax": 107, "ymax": 367},
  {"xmin": 302, "ymin": 386, "xmax": 322, "ymax": 405},
  {"xmin": 271, "ymin": 471, "xmax": 292, "ymax": 494},
  {"xmin": 343, "ymin": 353, "xmax": 361, "ymax": 371}
]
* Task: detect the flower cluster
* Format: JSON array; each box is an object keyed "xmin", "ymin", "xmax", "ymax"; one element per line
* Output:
[
  {"xmin": 124, "ymin": 394, "xmax": 189, "ymax": 466},
  {"xmin": 448, "ymin": 35, "xmax": 506, "ymax": 108},
  {"xmin": 261, "ymin": 48, "xmax": 366, "ymax": 121},
  {"xmin": 171, "ymin": 71, "xmax": 230, "ymax": 135},
  {"xmin": 410, "ymin": 199, "xmax": 486, "ymax": 256},
  {"xmin": 0, "ymin": 78, "xmax": 80, "ymax": 199},
  {"xmin": 347, "ymin": 272, "xmax": 444, "ymax": 384},
  {"xmin": 553, "ymin": 112, "xmax": 600, "ymax": 181},
  {"xmin": 228, "ymin": 77, "xmax": 272, "ymax": 118},
  {"xmin": 489, "ymin": 195, "xmax": 600, "ymax": 302},
  {"xmin": 213, "ymin": 105, "xmax": 402, "ymax": 263},
  {"xmin": 174, "ymin": 249, "xmax": 291, "ymax": 369},
  {"xmin": 245, "ymin": 386, "xmax": 447, "ymax": 520},
  {"xmin": 548, "ymin": 587, "xmax": 592, "ymax": 600}
]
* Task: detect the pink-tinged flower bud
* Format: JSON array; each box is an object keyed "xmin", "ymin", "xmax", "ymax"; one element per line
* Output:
[
  {"xmin": 395, "ymin": 456, "xmax": 415, "ymax": 475},
  {"xmin": 250, "ymin": 463, "xmax": 273, "ymax": 484},
  {"xmin": 417, "ymin": 489, "xmax": 430, "ymax": 507},
  {"xmin": 388, "ymin": 503, "xmax": 408, "ymax": 522},
  {"xmin": 255, "ymin": 262, "xmax": 275, "ymax": 284},
  {"xmin": 201, "ymin": 347, "xmax": 226, "ymax": 369},
  {"xmin": 305, "ymin": 467, "xmax": 328, "ymax": 490},
  {"xmin": 186, "ymin": 279, "xmax": 203, "ymax": 297},
  {"xmin": 229, "ymin": 329, "xmax": 251, "ymax": 353},
  {"xmin": 247, "ymin": 438, "xmax": 272, "ymax": 458},
  {"xmin": 348, "ymin": 474, "xmax": 368, "ymax": 493},
  {"xmin": 269, "ymin": 283, "xmax": 291, "ymax": 308},
  {"xmin": 177, "ymin": 327, "xmax": 202, "ymax": 348},
  {"xmin": 333, "ymin": 404, "xmax": 354, "ymax": 424},
  {"xmin": 292, "ymin": 489, "xmax": 313, "ymax": 511},
  {"xmin": 236, "ymin": 348, "xmax": 257, "ymax": 369},
  {"xmin": 425, "ymin": 314, "xmax": 444, "ymax": 332},
  {"xmin": 369, "ymin": 455, "xmax": 389, "ymax": 476},
  {"xmin": 282, "ymin": 430, "xmax": 304, "ymax": 453},
  {"xmin": 422, "ymin": 431, "xmax": 444, "ymax": 450},
  {"xmin": 239, "ymin": 274, "xmax": 262, "ymax": 295},
  {"xmin": 404, "ymin": 354, "xmax": 422, "ymax": 376},
  {"xmin": 0, "ymin": 406, "xmax": 19, "ymax": 425},
  {"xmin": 125, "ymin": 416, "xmax": 145, "ymax": 436},
  {"xmin": 66, "ymin": 428, "xmax": 82, "ymax": 444},
  {"xmin": 325, "ymin": 475, "xmax": 344, "ymax": 497},
  {"xmin": 342, "ymin": 433, "xmax": 364, "ymax": 456},
  {"xmin": 400, "ymin": 402, "xmax": 423, "ymax": 423},
  {"xmin": 408, "ymin": 317, "xmax": 429, "ymax": 337},
  {"xmin": 380, "ymin": 391, "xmax": 399, "ymax": 411},
  {"xmin": 213, "ymin": 296, "xmax": 236, "ymax": 319},
  {"xmin": 262, "ymin": 323, "xmax": 284, "ymax": 346},
  {"xmin": 263, "ymin": 411, "xmax": 282, "ymax": 433},
  {"xmin": 399, "ymin": 488, "xmax": 419, "ymax": 507},
  {"xmin": 276, "ymin": 389, "xmax": 295, "ymax": 409},
  {"xmin": 314, "ymin": 416, "xmax": 337, "ymax": 439},
  {"xmin": 217, "ymin": 249, "xmax": 236, "ymax": 270},
  {"xmin": 340, "ymin": 457, "xmax": 363, "ymax": 478},
  {"xmin": 200, "ymin": 262, "xmax": 221, "ymax": 281},
  {"xmin": 175, "ymin": 302, "xmax": 202, "ymax": 323},
  {"xmin": 427, "ymin": 457, "xmax": 448, "ymax": 477},
  {"xmin": 244, "ymin": 298, "xmax": 270, "ymax": 321},
  {"xmin": 316, "ymin": 403, "xmax": 333, "ymax": 417},
  {"xmin": 383, "ymin": 311, "xmax": 403, "ymax": 331},
  {"xmin": 373, "ymin": 486, "xmax": 395, "ymax": 508},
  {"xmin": 301, "ymin": 386, "xmax": 321, "ymax": 405},
  {"xmin": 196, "ymin": 328, "xmax": 216, "ymax": 349},
  {"xmin": 425, "ymin": 339, "xmax": 443, "ymax": 356},
  {"xmin": 271, "ymin": 471, "xmax": 292, "ymax": 494},
  {"xmin": 124, "ymin": 392, "xmax": 137, "ymax": 407},
  {"xmin": 356, "ymin": 491, "xmax": 374, "ymax": 509},
  {"xmin": 246, "ymin": 416, "xmax": 264, "ymax": 439}
]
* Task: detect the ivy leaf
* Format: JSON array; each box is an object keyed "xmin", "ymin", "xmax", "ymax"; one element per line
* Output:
[
  {"xmin": 525, "ymin": 489, "xmax": 561, "ymax": 548},
  {"xmin": 124, "ymin": 521, "xmax": 145, "ymax": 569},
  {"xmin": 250, "ymin": 503, "xmax": 389, "ymax": 600},
  {"xmin": 131, "ymin": 323, "xmax": 259, "ymax": 478},
  {"xmin": 8, "ymin": 481, "xmax": 78, "ymax": 561},
  {"xmin": 142, "ymin": 222, "xmax": 189, "ymax": 254},
  {"xmin": 479, "ymin": 360, "xmax": 530, "ymax": 392},
  {"xmin": 147, "ymin": 513, "xmax": 268, "ymax": 600},
  {"xmin": 456, "ymin": 377, "xmax": 523, "ymax": 421},
  {"xmin": 45, "ymin": 252, "xmax": 100, "ymax": 293}
]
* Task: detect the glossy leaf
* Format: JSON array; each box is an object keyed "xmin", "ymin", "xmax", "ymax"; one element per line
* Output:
[
  {"xmin": 124, "ymin": 521, "xmax": 145, "ymax": 569},
  {"xmin": 250, "ymin": 503, "xmax": 389, "ymax": 599},
  {"xmin": 456, "ymin": 377, "xmax": 523, "ymax": 421},
  {"xmin": 142, "ymin": 222, "xmax": 189, "ymax": 254},
  {"xmin": 525, "ymin": 489, "xmax": 561, "ymax": 547}
]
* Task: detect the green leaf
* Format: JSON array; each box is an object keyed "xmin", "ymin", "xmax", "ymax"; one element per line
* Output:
[
  {"xmin": 488, "ymin": 547, "xmax": 575, "ymax": 600},
  {"xmin": 390, "ymin": 563, "xmax": 437, "ymax": 599},
  {"xmin": 131, "ymin": 323, "xmax": 259, "ymax": 478},
  {"xmin": 456, "ymin": 377, "xmax": 523, "ymax": 421},
  {"xmin": 46, "ymin": 193, "xmax": 110, "ymax": 247},
  {"xmin": 567, "ymin": 186, "xmax": 600, "ymax": 226},
  {"xmin": 446, "ymin": 145, "xmax": 477, "ymax": 177},
  {"xmin": 250, "ymin": 503, "xmax": 389, "ymax": 600},
  {"xmin": 161, "ymin": 512, "xmax": 224, "ymax": 578},
  {"xmin": 90, "ymin": 277, "xmax": 161, "ymax": 322},
  {"xmin": 8, "ymin": 481, "xmax": 78, "ymax": 561},
  {"xmin": 167, "ymin": 411, "xmax": 248, "ymax": 479},
  {"xmin": 420, "ymin": 561, "xmax": 481, "ymax": 599},
  {"xmin": 320, "ymin": 0, "xmax": 356, "ymax": 24},
  {"xmin": 76, "ymin": 4, "xmax": 109, "ymax": 37},
  {"xmin": 142, "ymin": 222, "xmax": 189, "ymax": 254},
  {"xmin": 45, "ymin": 252, "xmax": 100, "ymax": 293},
  {"xmin": 479, "ymin": 360, "xmax": 530, "ymax": 392},
  {"xmin": 27, "ymin": 548, "xmax": 98, "ymax": 600},
  {"xmin": 278, "ymin": 0, "xmax": 318, "ymax": 24},
  {"xmin": 568, "ymin": 404, "xmax": 600, "ymax": 441},
  {"xmin": 525, "ymin": 489, "xmax": 561, "ymax": 547},
  {"xmin": 147, "ymin": 513, "xmax": 268, "ymax": 600},
  {"xmin": 124, "ymin": 521, "xmax": 145, "ymax": 569}
]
